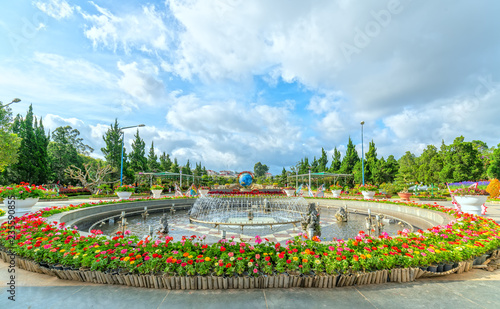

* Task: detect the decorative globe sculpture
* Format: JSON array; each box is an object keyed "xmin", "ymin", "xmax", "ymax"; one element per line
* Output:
[{"xmin": 238, "ymin": 172, "xmax": 253, "ymax": 188}]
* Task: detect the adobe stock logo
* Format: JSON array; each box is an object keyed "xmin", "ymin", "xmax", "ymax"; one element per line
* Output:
[
  {"xmin": 8, "ymin": 12, "xmax": 48, "ymax": 53},
  {"xmin": 340, "ymin": 0, "xmax": 410, "ymax": 63}
]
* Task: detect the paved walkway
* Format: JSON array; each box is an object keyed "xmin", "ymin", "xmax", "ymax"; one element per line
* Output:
[
  {"xmin": 1, "ymin": 197, "xmax": 499, "ymax": 308},
  {"xmin": 1, "ymin": 261, "xmax": 499, "ymax": 309}
]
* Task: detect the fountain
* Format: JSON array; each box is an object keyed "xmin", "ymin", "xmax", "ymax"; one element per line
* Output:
[{"xmin": 189, "ymin": 196, "xmax": 309, "ymax": 231}]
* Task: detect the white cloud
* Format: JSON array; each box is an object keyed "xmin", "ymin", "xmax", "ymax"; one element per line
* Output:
[
  {"xmin": 80, "ymin": 2, "xmax": 174, "ymax": 53},
  {"xmin": 34, "ymin": 0, "xmax": 74, "ymax": 20},
  {"xmin": 117, "ymin": 61, "xmax": 166, "ymax": 105}
]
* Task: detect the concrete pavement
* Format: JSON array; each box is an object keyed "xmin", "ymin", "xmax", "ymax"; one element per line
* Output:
[{"xmin": 1, "ymin": 197, "xmax": 499, "ymax": 308}]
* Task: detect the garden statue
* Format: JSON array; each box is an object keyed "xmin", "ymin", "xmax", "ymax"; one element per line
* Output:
[
  {"xmin": 159, "ymin": 213, "xmax": 169, "ymax": 234},
  {"xmin": 335, "ymin": 205, "xmax": 348, "ymax": 222},
  {"xmin": 302, "ymin": 203, "xmax": 321, "ymax": 237}
]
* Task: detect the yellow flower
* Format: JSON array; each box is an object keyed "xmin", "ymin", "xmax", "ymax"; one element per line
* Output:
[
  {"xmin": 34, "ymin": 249, "xmax": 40, "ymax": 252},
  {"xmin": 95, "ymin": 249, "xmax": 100, "ymax": 253},
  {"xmin": 264, "ymin": 253, "xmax": 268, "ymax": 256},
  {"xmin": 205, "ymin": 257, "xmax": 211, "ymax": 262},
  {"xmin": 73, "ymin": 256, "xmax": 79, "ymax": 259},
  {"xmin": 367, "ymin": 254, "xmax": 372, "ymax": 258},
  {"xmin": 124, "ymin": 257, "xmax": 130, "ymax": 262},
  {"xmin": 130, "ymin": 261, "xmax": 135, "ymax": 264},
  {"xmin": 83, "ymin": 254, "xmax": 87, "ymax": 257},
  {"xmin": 292, "ymin": 257, "xmax": 299, "ymax": 261},
  {"xmin": 435, "ymin": 250, "xmax": 441, "ymax": 254},
  {"xmin": 60, "ymin": 249, "xmax": 65, "ymax": 253},
  {"xmin": 315, "ymin": 260, "xmax": 321, "ymax": 264},
  {"xmin": 188, "ymin": 255, "xmax": 193, "ymax": 259}
]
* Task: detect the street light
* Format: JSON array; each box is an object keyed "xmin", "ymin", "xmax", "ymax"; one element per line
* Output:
[
  {"xmin": 308, "ymin": 166, "xmax": 312, "ymax": 192},
  {"xmin": 361, "ymin": 121, "xmax": 365, "ymax": 186},
  {"xmin": 119, "ymin": 124, "xmax": 145, "ymax": 185},
  {"xmin": 0, "ymin": 98, "xmax": 21, "ymax": 108}
]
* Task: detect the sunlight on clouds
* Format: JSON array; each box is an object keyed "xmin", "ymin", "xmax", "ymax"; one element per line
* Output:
[
  {"xmin": 34, "ymin": 0, "xmax": 74, "ymax": 20},
  {"xmin": 81, "ymin": 2, "xmax": 173, "ymax": 52}
]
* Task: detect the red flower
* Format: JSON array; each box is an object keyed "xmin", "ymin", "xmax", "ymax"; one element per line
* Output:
[{"xmin": 225, "ymin": 263, "xmax": 232, "ymax": 268}]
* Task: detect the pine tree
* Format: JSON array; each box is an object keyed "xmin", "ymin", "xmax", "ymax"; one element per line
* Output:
[
  {"xmin": 329, "ymin": 147, "xmax": 342, "ymax": 172},
  {"xmin": 170, "ymin": 158, "xmax": 180, "ymax": 173},
  {"xmin": 339, "ymin": 137, "xmax": 359, "ymax": 175},
  {"xmin": 147, "ymin": 141, "xmax": 160, "ymax": 172},
  {"xmin": 317, "ymin": 148, "xmax": 328, "ymax": 172},
  {"xmin": 159, "ymin": 152, "xmax": 172, "ymax": 172},
  {"xmin": 129, "ymin": 130, "xmax": 147, "ymax": 173},
  {"xmin": 101, "ymin": 119, "xmax": 124, "ymax": 181},
  {"xmin": 7, "ymin": 105, "xmax": 50, "ymax": 184},
  {"xmin": 364, "ymin": 140, "xmax": 378, "ymax": 183}
]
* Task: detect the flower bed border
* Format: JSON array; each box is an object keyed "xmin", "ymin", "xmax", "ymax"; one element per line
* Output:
[
  {"xmin": 1, "ymin": 250, "xmax": 493, "ymax": 289},
  {"xmin": 1, "ymin": 196, "xmax": 500, "ymax": 290}
]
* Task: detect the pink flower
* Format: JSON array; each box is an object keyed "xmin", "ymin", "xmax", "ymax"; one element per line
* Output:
[
  {"xmin": 255, "ymin": 254, "xmax": 260, "ymax": 259},
  {"xmin": 144, "ymin": 256, "xmax": 150, "ymax": 261},
  {"xmin": 253, "ymin": 268, "xmax": 258, "ymax": 273},
  {"xmin": 121, "ymin": 249, "xmax": 127, "ymax": 254},
  {"xmin": 228, "ymin": 252, "xmax": 234, "ymax": 257}
]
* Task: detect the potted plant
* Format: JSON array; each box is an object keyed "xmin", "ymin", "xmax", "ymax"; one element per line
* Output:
[
  {"xmin": 358, "ymin": 184, "xmax": 378, "ymax": 200},
  {"xmin": 150, "ymin": 184, "xmax": 163, "ymax": 198},
  {"xmin": 283, "ymin": 187, "xmax": 296, "ymax": 197},
  {"xmin": 453, "ymin": 187, "xmax": 489, "ymax": 215},
  {"xmin": 114, "ymin": 185, "xmax": 135, "ymax": 200},
  {"xmin": 0, "ymin": 183, "xmax": 46, "ymax": 209},
  {"xmin": 199, "ymin": 186, "xmax": 211, "ymax": 197},
  {"xmin": 330, "ymin": 184, "xmax": 343, "ymax": 198}
]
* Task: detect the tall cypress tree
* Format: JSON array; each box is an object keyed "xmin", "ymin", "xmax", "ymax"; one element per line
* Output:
[
  {"xmin": 364, "ymin": 140, "xmax": 378, "ymax": 183},
  {"xmin": 147, "ymin": 141, "xmax": 160, "ymax": 172},
  {"xmin": 339, "ymin": 137, "xmax": 359, "ymax": 175},
  {"xmin": 329, "ymin": 147, "xmax": 342, "ymax": 172},
  {"xmin": 159, "ymin": 152, "xmax": 172, "ymax": 172},
  {"xmin": 8, "ymin": 105, "xmax": 49, "ymax": 184},
  {"xmin": 101, "ymin": 119, "xmax": 124, "ymax": 181},
  {"xmin": 129, "ymin": 130, "xmax": 147, "ymax": 173}
]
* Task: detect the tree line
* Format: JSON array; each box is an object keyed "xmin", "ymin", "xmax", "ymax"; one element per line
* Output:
[
  {"xmin": 0, "ymin": 105, "xmax": 207, "ymax": 186},
  {"xmin": 1, "ymin": 104, "xmax": 499, "ymax": 188},
  {"xmin": 280, "ymin": 136, "xmax": 500, "ymax": 187}
]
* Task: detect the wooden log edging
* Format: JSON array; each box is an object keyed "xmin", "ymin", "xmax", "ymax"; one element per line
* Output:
[{"xmin": 2, "ymin": 251, "xmax": 497, "ymax": 290}]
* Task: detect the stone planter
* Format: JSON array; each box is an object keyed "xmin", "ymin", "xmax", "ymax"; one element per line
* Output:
[
  {"xmin": 3, "ymin": 197, "xmax": 39, "ymax": 209},
  {"xmin": 398, "ymin": 192, "xmax": 412, "ymax": 201},
  {"xmin": 331, "ymin": 190, "xmax": 342, "ymax": 198},
  {"xmin": 361, "ymin": 191, "xmax": 376, "ymax": 200},
  {"xmin": 199, "ymin": 189, "xmax": 210, "ymax": 197},
  {"xmin": 115, "ymin": 191, "xmax": 133, "ymax": 200},
  {"xmin": 284, "ymin": 189, "xmax": 296, "ymax": 197},
  {"xmin": 455, "ymin": 195, "xmax": 488, "ymax": 215},
  {"xmin": 151, "ymin": 190, "xmax": 162, "ymax": 199}
]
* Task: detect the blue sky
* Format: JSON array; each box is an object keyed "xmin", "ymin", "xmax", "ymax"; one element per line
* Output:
[{"xmin": 1, "ymin": 0, "xmax": 499, "ymax": 174}]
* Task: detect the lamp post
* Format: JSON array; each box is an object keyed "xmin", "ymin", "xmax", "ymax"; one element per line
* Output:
[
  {"xmin": 308, "ymin": 166, "xmax": 312, "ymax": 191},
  {"xmin": 361, "ymin": 121, "xmax": 365, "ymax": 186},
  {"xmin": 0, "ymin": 98, "xmax": 21, "ymax": 108},
  {"xmin": 119, "ymin": 124, "xmax": 145, "ymax": 185}
]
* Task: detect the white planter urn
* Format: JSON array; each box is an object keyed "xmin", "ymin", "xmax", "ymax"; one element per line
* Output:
[
  {"xmin": 361, "ymin": 191, "xmax": 376, "ymax": 200},
  {"xmin": 455, "ymin": 195, "xmax": 488, "ymax": 215},
  {"xmin": 331, "ymin": 189, "xmax": 342, "ymax": 198},
  {"xmin": 116, "ymin": 191, "xmax": 133, "ymax": 200},
  {"xmin": 284, "ymin": 189, "xmax": 296, "ymax": 197},
  {"xmin": 3, "ymin": 197, "xmax": 39, "ymax": 209},
  {"xmin": 151, "ymin": 190, "xmax": 162, "ymax": 198},
  {"xmin": 199, "ymin": 189, "xmax": 210, "ymax": 197}
]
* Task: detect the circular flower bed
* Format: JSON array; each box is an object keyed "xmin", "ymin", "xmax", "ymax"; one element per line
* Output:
[{"xmin": 1, "ymin": 198, "xmax": 499, "ymax": 285}]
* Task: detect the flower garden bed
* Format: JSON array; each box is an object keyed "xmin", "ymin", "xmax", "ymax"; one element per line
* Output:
[{"xmin": 1, "ymin": 197, "xmax": 500, "ymax": 289}]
